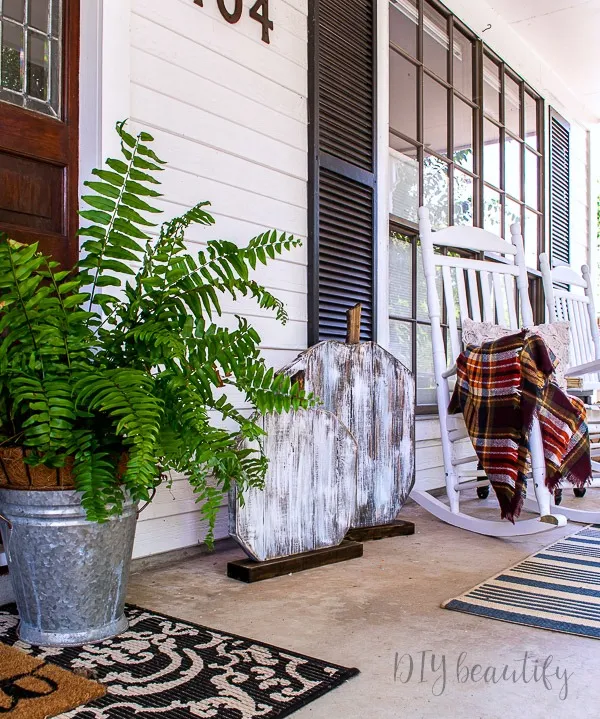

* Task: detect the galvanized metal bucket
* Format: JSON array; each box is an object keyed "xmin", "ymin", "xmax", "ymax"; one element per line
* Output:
[{"xmin": 0, "ymin": 488, "xmax": 137, "ymax": 647}]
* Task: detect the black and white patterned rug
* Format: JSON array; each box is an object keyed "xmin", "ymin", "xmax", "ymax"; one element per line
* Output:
[{"xmin": 0, "ymin": 604, "xmax": 358, "ymax": 718}]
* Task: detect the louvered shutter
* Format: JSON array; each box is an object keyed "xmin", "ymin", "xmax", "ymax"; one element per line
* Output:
[
  {"xmin": 308, "ymin": 0, "xmax": 377, "ymax": 343},
  {"xmin": 549, "ymin": 110, "xmax": 570, "ymax": 267}
]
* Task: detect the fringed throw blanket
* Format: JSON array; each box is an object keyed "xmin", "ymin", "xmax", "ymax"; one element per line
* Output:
[{"xmin": 448, "ymin": 331, "xmax": 591, "ymax": 521}]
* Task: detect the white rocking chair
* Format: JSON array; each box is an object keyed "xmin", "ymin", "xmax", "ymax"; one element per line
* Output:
[
  {"xmin": 410, "ymin": 207, "xmax": 567, "ymax": 537},
  {"xmin": 527, "ymin": 253, "xmax": 600, "ymax": 523}
]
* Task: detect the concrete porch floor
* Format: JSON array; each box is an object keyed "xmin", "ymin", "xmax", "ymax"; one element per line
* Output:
[{"xmin": 128, "ymin": 494, "xmax": 600, "ymax": 719}]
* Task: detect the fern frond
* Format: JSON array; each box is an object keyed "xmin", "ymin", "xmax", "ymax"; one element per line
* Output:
[
  {"xmin": 0, "ymin": 123, "xmax": 315, "ymax": 543},
  {"xmin": 9, "ymin": 374, "xmax": 76, "ymax": 456},
  {"xmin": 74, "ymin": 368, "xmax": 163, "ymax": 501},
  {"xmin": 72, "ymin": 434, "xmax": 124, "ymax": 522},
  {"xmin": 78, "ymin": 122, "xmax": 164, "ymax": 312}
]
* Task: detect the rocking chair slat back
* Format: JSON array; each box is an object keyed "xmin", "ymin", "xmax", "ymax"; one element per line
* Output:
[
  {"xmin": 442, "ymin": 265, "xmax": 461, "ymax": 361},
  {"xmin": 425, "ymin": 244, "xmax": 524, "ymax": 366},
  {"xmin": 480, "ymin": 271, "xmax": 493, "ymax": 323},
  {"xmin": 540, "ymin": 253, "xmax": 600, "ymax": 376},
  {"xmin": 467, "ymin": 269, "xmax": 482, "ymax": 321}
]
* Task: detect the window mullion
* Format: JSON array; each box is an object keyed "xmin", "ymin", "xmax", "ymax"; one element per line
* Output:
[
  {"xmin": 476, "ymin": 40, "xmax": 484, "ymax": 229},
  {"xmin": 499, "ymin": 61, "xmax": 506, "ymax": 238},
  {"xmin": 412, "ymin": 236, "xmax": 418, "ymax": 378},
  {"xmin": 448, "ymin": 18, "xmax": 454, "ymax": 226}
]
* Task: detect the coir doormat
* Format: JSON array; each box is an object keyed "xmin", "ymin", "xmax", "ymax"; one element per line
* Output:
[
  {"xmin": 0, "ymin": 641, "xmax": 105, "ymax": 718},
  {"xmin": 0, "ymin": 604, "xmax": 359, "ymax": 718},
  {"xmin": 443, "ymin": 524, "xmax": 600, "ymax": 640}
]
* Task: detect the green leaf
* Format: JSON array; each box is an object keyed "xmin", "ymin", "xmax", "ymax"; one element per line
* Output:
[
  {"xmin": 140, "ymin": 276, "xmax": 161, "ymax": 288},
  {"xmin": 121, "ymin": 193, "xmax": 162, "ymax": 213},
  {"xmin": 106, "ymin": 158, "xmax": 129, "ymax": 174},
  {"xmin": 92, "ymin": 169, "xmax": 125, "ymax": 187},
  {"xmin": 62, "ymin": 293, "xmax": 89, "ymax": 308},
  {"xmin": 133, "ymin": 156, "xmax": 164, "ymax": 172},
  {"xmin": 83, "ymin": 181, "xmax": 120, "ymax": 199},
  {"xmin": 124, "ymin": 181, "xmax": 161, "ymax": 198},
  {"xmin": 117, "ymin": 205, "xmax": 156, "ymax": 227},
  {"xmin": 106, "ymin": 232, "xmax": 143, "ymax": 253},
  {"xmin": 95, "ymin": 293, "xmax": 120, "ymax": 308},
  {"xmin": 113, "ymin": 218, "xmax": 151, "ymax": 239},
  {"xmin": 129, "ymin": 168, "xmax": 161, "ymax": 185},
  {"xmin": 118, "ymin": 128, "xmax": 137, "ymax": 148},
  {"xmin": 82, "ymin": 195, "xmax": 116, "ymax": 212},
  {"xmin": 78, "ymin": 225, "xmax": 106, "ymax": 240},
  {"xmin": 137, "ymin": 144, "xmax": 166, "ymax": 164},
  {"xmin": 104, "ymin": 246, "xmax": 139, "ymax": 262},
  {"xmin": 79, "ymin": 209, "xmax": 112, "ymax": 225},
  {"xmin": 98, "ymin": 259, "xmax": 136, "ymax": 275},
  {"xmin": 96, "ymin": 275, "xmax": 122, "ymax": 287},
  {"xmin": 57, "ymin": 280, "xmax": 81, "ymax": 295}
]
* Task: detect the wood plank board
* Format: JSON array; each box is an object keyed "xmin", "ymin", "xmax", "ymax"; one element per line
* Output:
[
  {"xmin": 230, "ymin": 408, "xmax": 357, "ymax": 562},
  {"xmin": 345, "ymin": 520, "xmax": 415, "ymax": 542},
  {"xmin": 280, "ymin": 341, "xmax": 415, "ymax": 528},
  {"xmin": 227, "ymin": 540, "xmax": 363, "ymax": 583}
]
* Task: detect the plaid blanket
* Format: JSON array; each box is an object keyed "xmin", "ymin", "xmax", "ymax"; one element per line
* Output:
[{"xmin": 449, "ymin": 331, "xmax": 591, "ymax": 521}]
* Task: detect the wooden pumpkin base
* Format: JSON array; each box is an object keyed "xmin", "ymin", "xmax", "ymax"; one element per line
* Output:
[
  {"xmin": 344, "ymin": 520, "xmax": 415, "ymax": 542},
  {"xmin": 227, "ymin": 540, "xmax": 363, "ymax": 583}
]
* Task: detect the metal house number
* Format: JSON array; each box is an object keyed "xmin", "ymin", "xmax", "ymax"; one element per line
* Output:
[{"xmin": 194, "ymin": 0, "xmax": 273, "ymax": 43}]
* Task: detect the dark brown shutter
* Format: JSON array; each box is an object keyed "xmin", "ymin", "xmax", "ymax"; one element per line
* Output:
[
  {"xmin": 308, "ymin": 0, "xmax": 377, "ymax": 343},
  {"xmin": 549, "ymin": 110, "xmax": 570, "ymax": 267},
  {"xmin": 0, "ymin": 0, "xmax": 80, "ymax": 268}
]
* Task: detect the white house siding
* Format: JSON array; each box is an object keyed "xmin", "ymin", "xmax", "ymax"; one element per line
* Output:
[{"xmin": 121, "ymin": 0, "xmax": 309, "ymax": 557}]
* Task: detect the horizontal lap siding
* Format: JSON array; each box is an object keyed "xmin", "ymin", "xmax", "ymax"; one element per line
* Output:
[{"xmin": 129, "ymin": 0, "xmax": 308, "ymax": 558}]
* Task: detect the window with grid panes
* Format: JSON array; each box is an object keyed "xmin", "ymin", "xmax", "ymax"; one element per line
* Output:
[
  {"xmin": 481, "ymin": 52, "xmax": 544, "ymax": 267},
  {"xmin": 388, "ymin": 0, "xmax": 544, "ymax": 409}
]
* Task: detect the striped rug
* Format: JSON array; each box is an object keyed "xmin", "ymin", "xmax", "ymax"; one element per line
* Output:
[{"xmin": 443, "ymin": 525, "xmax": 600, "ymax": 640}]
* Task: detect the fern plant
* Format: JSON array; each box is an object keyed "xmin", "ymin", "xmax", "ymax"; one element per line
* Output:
[{"xmin": 0, "ymin": 121, "xmax": 314, "ymax": 544}]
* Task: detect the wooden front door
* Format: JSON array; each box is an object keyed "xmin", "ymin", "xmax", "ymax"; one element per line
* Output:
[{"xmin": 0, "ymin": 0, "xmax": 79, "ymax": 267}]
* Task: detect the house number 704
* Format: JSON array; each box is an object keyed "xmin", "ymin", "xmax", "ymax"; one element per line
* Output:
[{"xmin": 194, "ymin": 0, "xmax": 274, "ymax": 44}]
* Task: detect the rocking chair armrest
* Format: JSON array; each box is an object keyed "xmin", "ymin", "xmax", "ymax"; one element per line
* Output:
[
  {"xmin": 565, "ymin": 359, "xmax": 600, "ymax": 378},
  {"xmin": 442, "ymin": 364, "xmax": 457, "ymax": 378}
]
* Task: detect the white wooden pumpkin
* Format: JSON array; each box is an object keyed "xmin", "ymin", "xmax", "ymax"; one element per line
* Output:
[
  {"xmin": 230, "ymin": 408, "xmax": 357, "ymax": 561},
  {"xmin": 280, "ymin": 341, "xmax": 415, "ymax": 528}
]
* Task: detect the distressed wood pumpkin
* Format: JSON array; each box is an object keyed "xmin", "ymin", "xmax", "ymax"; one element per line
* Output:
[
  {"xmin": 230, "ymin": 408, "xmax": 357, "ymax": 561},
  {"xmin": 280, "ymin": 341, "xmax": 415, "ymax": 528}
]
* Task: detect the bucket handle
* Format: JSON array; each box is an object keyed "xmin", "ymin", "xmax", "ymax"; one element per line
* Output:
[
  {"xmin": 136, "ymin": 487, "xmax": 157, "ymax": 518},
  {"xmin": 0, "ymin": 512, "xmax": 12, "ymax": 557}
]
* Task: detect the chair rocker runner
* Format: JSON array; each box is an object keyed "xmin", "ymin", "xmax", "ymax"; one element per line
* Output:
[
  {"xmin": 520, "ymin": 254, "xmax": 600, "ymax": 524},
  {"xmin": 410, "ymin": 207, "xmax": 567, "ymax": 537}
]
